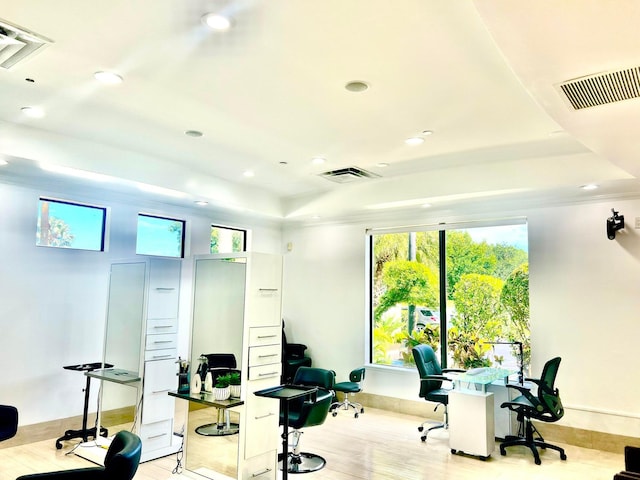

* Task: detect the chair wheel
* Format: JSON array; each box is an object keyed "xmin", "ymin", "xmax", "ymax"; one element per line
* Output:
[
  {"xmin": 451, "ymin": 449, "xmax": 456, "ymax": 454},
  {"xmin": 561, "ymin": 453, "xmax": 567, "ymax": 461},
  {"xmin": 421, "ymin": 435, "xmax": 427, "ymax": 442},
  {"xmin": 360, "ymin": 408, "xmax": 364, "ymax": 414},
  {"xmin": 354, "ymin": 413, "xmax": 359, "ymax": 418},
  {"xmin": 418, "ymin": 426, "xmax": 424, "ymax": 432},
  {"xmin": 499, "ymin": 448, "xmax": 506, "ymax": 456},
  {"xmin": 56, "ymin": 441, "xmax": 62, "ymax": 450},
  {"xmin": 332, "ymin": 411, "xmax": 337, "ymax": 417},
  {"xmin": 535, "ymin": 458, "xmax": 541, "ymax": 465}
]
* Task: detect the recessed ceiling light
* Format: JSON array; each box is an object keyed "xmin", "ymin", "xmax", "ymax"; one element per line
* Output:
[
  {"xmin": 422, "ymin": 130, "xmax": 434, "ymax": 136},
  {"xmin": 279, "ymin": 161, "xmax": 288, "ymax": 165},
  {"xmin": 345, "ymin": 81, "xmax": 369, "ymax": 92},
  {"xmin": 376, "ymin": 163, "xmax": 389, "ymax": 168},
  {"xmin": 94, "ymin": 71, "xmax": 123, "ymax": 84},
  {"xmin": 312, "ymin": 157, "xmax": 326, "ymax": 165},
  {"xmin": 405, "ymin": 137, "xmax": 424, "ymax": 146},
  {"xmin": 185, "ymin": 130, "xmax": 203, "ymax": 137},
  {"xmin": 21, "ymin": 106, "xmax": 45, "ymax": 118},
  {"xmin": 581, "ymin": 184, "xmax": 599, "ymax": 190},
  {"xmin": 202, "ymin": 13, "xmax": 233, "ymax": 31},
  {"xmin": 194, "ymin": 200, "xmax": 209, "ymax": 206},
  {"xmin": 243, "ymin": 170, "xmax": 255, "ymax": 178}
]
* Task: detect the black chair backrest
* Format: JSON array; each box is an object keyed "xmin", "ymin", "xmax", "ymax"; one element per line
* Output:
[
  {"xmin": 349, "ymin": 367, "xmax": 365, "ymax": 383},
  {"xmin": 0, "ymin": 405, "xmax": 18, "ymax": 441},
  {"xmin": 536, "ymin": 356, "xmax": 564, "ymax": 422},
  {"xmin": 412, "ymin": 344, "xmax": 443, "ymax": 397},
  {"xmin": 203, "ymin": 353, "xmax": 237, "ymax": 369},
  {"xmin": 293, "ymin": 367, "xmax": 335, "ymax": 390},
  {"xmin": 104, "ymin": 430, "xmax": 142, "ymax": 480}
]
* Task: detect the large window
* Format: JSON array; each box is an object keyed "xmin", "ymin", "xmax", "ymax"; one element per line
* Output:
[
  {"xmin": 36, "ymin": 198, "xmax": 106, "ymax": 251},
  {"xmin": 136, "ymin": 214, "xmax": 185, "ymax": 258},
  {"xmin": 370, "ymin": 222, "xmax": 529, "ymax": 374},
  {"xmin": 210, "ymin": 225, "xmax": 246, "ymax": 254}
]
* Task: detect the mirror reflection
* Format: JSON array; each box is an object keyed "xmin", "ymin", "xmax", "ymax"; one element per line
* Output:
[{"xmin": 187, "ymin": 257, "xmax": 246, "ymax": 479}]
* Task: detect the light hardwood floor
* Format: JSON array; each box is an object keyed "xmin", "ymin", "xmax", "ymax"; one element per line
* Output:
[{"xmin": 2, "ymin": 407, "xmax": 624, "ymax": 480}]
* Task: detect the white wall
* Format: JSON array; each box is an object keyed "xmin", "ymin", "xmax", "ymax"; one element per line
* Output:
[
  {"xmin": 282, "ymin": 199, "xmax": 640, "ymax": 437},
  {"xmin": 0, "ymin": 181, "xmax": 282, "ymax": 426}
]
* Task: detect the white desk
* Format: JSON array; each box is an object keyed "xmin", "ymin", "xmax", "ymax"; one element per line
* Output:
[{"xmin": 452, "ymin": 368, "xmax": 518, "ymax": 441}]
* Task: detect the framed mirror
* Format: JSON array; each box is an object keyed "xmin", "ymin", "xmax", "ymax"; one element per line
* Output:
[{"xmin": 187, "ymin": 256, "xmax": 246, "ymax": 479}]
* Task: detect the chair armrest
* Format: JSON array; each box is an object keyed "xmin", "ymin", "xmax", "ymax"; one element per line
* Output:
[{"xmin": 442, "ymin": 369, "xmax": 466, "ymax": 374}]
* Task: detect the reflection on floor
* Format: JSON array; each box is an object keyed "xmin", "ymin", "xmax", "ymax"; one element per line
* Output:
[{"xmin": 186, "ymin": 406, "xmax": 240, "ymax": 479}]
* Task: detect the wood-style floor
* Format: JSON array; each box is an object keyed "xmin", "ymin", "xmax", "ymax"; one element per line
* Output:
[{"xmin": 2, "ymin": 407, "xmax": 624, "ymax": 480}]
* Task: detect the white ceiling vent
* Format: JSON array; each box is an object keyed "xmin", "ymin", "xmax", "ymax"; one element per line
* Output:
[
  {"xmin": 559, "ymin": 67, "xmax": 640, "ymax": 110},
  {"xmin": 0, "ymin": 18, "xmax": 52, "ymax": 70},
  {"xmin": 319, "ymin": 166, "xmax": 380, "ymax": 184}
]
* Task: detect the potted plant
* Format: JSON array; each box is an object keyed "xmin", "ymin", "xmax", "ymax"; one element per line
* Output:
[
  {"xmin": 213, "ymin": 373, "xmax": 231, "ymax": 401},
  {"xmin": 229, "ymin": 371, "xmax": 241, "ymax": 398}
]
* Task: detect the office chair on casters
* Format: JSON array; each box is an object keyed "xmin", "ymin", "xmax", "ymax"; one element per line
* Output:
[
  {"xmin": 16, "ymin": 430, "xmax": 142, "ymax": 480},
  {"xmin": 412, "ymin": 344, "xmax": 464, "ymax": 442},
  {"xmin": 499, "ymin": 356, "xmax": 567, "ymax": 465},
  {"xmin": 0, "ymin": 405, "xmax": 18, "ymax": 442},
  {"xmin": 280, "ymin": 367, "xmax": 335, "ymax": 474},
  {"xmin": 330, "ymin": 367, "xmax": 365, "ymax": 418}
]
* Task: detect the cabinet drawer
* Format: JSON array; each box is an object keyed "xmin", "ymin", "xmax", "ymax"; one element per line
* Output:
[
  {"xmin": 145, "ymin": 333, "xmax": 177, "ymax": 351},
  {"xmin": 242, "ymin": 451, "xmax": 277, "ymax": 480},
  {"xmin": 249, "ymin": 345, "xmax": 281, "ymax": 367},
  {"xmin": 144, "ymin": 348, "xmax": 177, "ymax": 362},
  {"xmin": 248, "ymin": 326, "xmax": 280, "ymax": 347},
  {"xmin": 146, "ymin": 318, "xmax": 178, "ymax": 335},
  {"xmin": 248, "ymin": 363, "xmax": 281, "ymax": 381},
  {"xmin": 140, "ymin": 419, "xmax": 173, "ymax": 452},
  {"xmin": 147, "ymin": 260, "xmax": 181, "ymax": 319}
]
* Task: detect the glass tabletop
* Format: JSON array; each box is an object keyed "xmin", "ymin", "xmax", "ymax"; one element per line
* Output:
[{"xmin": 454, "ymin": 367, "xmax": 516, "ymax": 385}]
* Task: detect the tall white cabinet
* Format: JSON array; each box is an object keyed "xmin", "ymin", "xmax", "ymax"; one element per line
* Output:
[
  {"xmin": 103, "ymin": 257, "xmax": 182, "ymax": 462},
  {"xmin": 191, "ymin": 252, "xmax": 283, "ymax": 480}
]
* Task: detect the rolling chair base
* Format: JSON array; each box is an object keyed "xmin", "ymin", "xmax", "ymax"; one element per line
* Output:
[
  {"xmin": 499, "ymin": 420, "xmax": 567, "ymax": 465},
  {"xmin": 330, "ymin": 399, "xmax": 364, "ymax": 418},
  {"xmin": 418, "ymin": 422, "xmax": 446, "ymax": 442},
  {"xmin": 278, "ymin": 452, "xmax": 326, "ymax": 473}
]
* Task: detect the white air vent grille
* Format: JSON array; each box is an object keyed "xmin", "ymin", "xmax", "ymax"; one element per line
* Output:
[
  {"xmin": 319, "ymin": 167, "xmax": 380, "ymax": 184},
  {"xmin": 559, "ymin": 67, "xmax": 640, "ymax": 110},
  {"xmin": 0, "ymin": 18, "xmax": 52, "ymax": 70}
]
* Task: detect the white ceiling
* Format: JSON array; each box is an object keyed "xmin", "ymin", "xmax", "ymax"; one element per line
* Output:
[{"xmin": 1, "ymin": 1, "xmax": 639, "ymax": 223}]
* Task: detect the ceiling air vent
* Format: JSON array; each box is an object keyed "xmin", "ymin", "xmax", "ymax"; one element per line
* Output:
[
  {"xmin": 0, "ymin": 18, "xmax": 52, "ymax": 70},
  {"xmin": 319, "ymin": 166, "xmax": 380, "ymax": 184},
  {"xmin": 559, "ymin": 66, "xmax": 640, "ymax": 110}
]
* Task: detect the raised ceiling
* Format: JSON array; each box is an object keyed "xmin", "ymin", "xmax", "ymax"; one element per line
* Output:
[{"xmin": 0, "ymin": 1, "xmax": 639, "ymax": 223}]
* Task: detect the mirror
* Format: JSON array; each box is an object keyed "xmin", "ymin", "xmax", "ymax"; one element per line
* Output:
[
  {"xmin": 187, "ymin": 257, "xmax": 246, "ymax": 479},
  {"xmin": 101, "ymin": 262, "xmax": 145, "ymax": 433}
]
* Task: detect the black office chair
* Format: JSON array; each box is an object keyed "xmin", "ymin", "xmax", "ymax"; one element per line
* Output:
[
  {"xmin": 282, "ymin": 322, "xmax": 312, "ymax": 383},
  {"xmin": 412, "ymin": 344, "xmax": 464, "ymax": 442},
  {"xmin": 16, "ymin": 430, "xmax": 142, "ymax": 480},
  {"xmin": 499, "ymin": 356, "xmax": 567, "ymax": 465},
  {"xmin": 280, "ymin": 366, "xmax": 334, "ymax": 473},
  {"xmin": 0, "ymin": 405, "xmax": 18, "ymax": 442},
  {"xmin": 330, "ymin": 367, "xmax": 365, "ymax": 418}
]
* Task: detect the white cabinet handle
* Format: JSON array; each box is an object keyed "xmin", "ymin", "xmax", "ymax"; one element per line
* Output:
[
  {"xmin": 152, "ymin": 325, "xmax": 173, "ymax": 329},
  {"xmin": 257, "ymin": 334, "xmax": 277, "ymax": 339},
  {"xmin": 258, "ymin": 288, "xmax": 278, "ymax": 292},
  {"xmin": 151, "ymin": 354, "xmax": 173, "ymax": 359},
  {"xmin": 258, "ymin": 354, "xmax": 278, "ymax": 358},
  {"xmin": 254, "ymin": 412, "xmax": 275, "ymax": 420},
  {"xmin": 258, "ymin": 371, "xmax": 279, "ymax": 377},
  {"xmin": 155, "ymin": 287, "xmax": 175, "ymax": 291},
  {"xmin": 251, "ymin": 468, "xmax": 272, "ymax": 477},
  {"xmin": 153, "ymin": 340, "xmax": 172, "ymax": 344},
  {"xmin": 147, "ymin": 433, "xmax": 168, "ymax": 439},
  {"xmin": 152, "ymin": 389, "xmax": 171, "ymax": 394}
]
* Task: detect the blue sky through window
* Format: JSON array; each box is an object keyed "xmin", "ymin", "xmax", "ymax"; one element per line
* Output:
[
  {"xmin": 136, "ymin": 215, "xmax": 184, "ymax": 257},
  {"xmin": 37, "ymin": 199, "xmax": 105, "ymax": 251}
]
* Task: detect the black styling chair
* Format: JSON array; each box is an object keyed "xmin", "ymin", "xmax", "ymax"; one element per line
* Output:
[
  {"xmin": 282, "ymin": 322, "xmax": 312, "ymax": 383},
  {"xmin": 330, "ymin": 367, "xmax": 365, "ymax": 418},
  {"xmin": 412, "ymin": 344, "xmax": 464, "ymax": 442},
  {"xmin": 17, "ymin": 430, "xmax": 142, "ymax": 480},
  {"xmin": 499, "ymin": 356, "xmax": 567, "ymax": 465},
  {"xmin": 0, "ymin": 405, "xmax": 18, "ymax": 442},
  {"xmin": 280, "ymin": 367, "xmax": 335, "ymax": 474}
]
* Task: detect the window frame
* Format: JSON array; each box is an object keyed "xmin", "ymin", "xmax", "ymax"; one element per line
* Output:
[
  {"xmin": 210, "ymin": 224, "xmax": 247, "ymax": 254},
  {"xmin": 136, "ymin": 213, "xmax": 186, "ymax": 258},
  {"xmin": 36, "ymin": 197, "xmax": 107, "ymax": 252}
]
